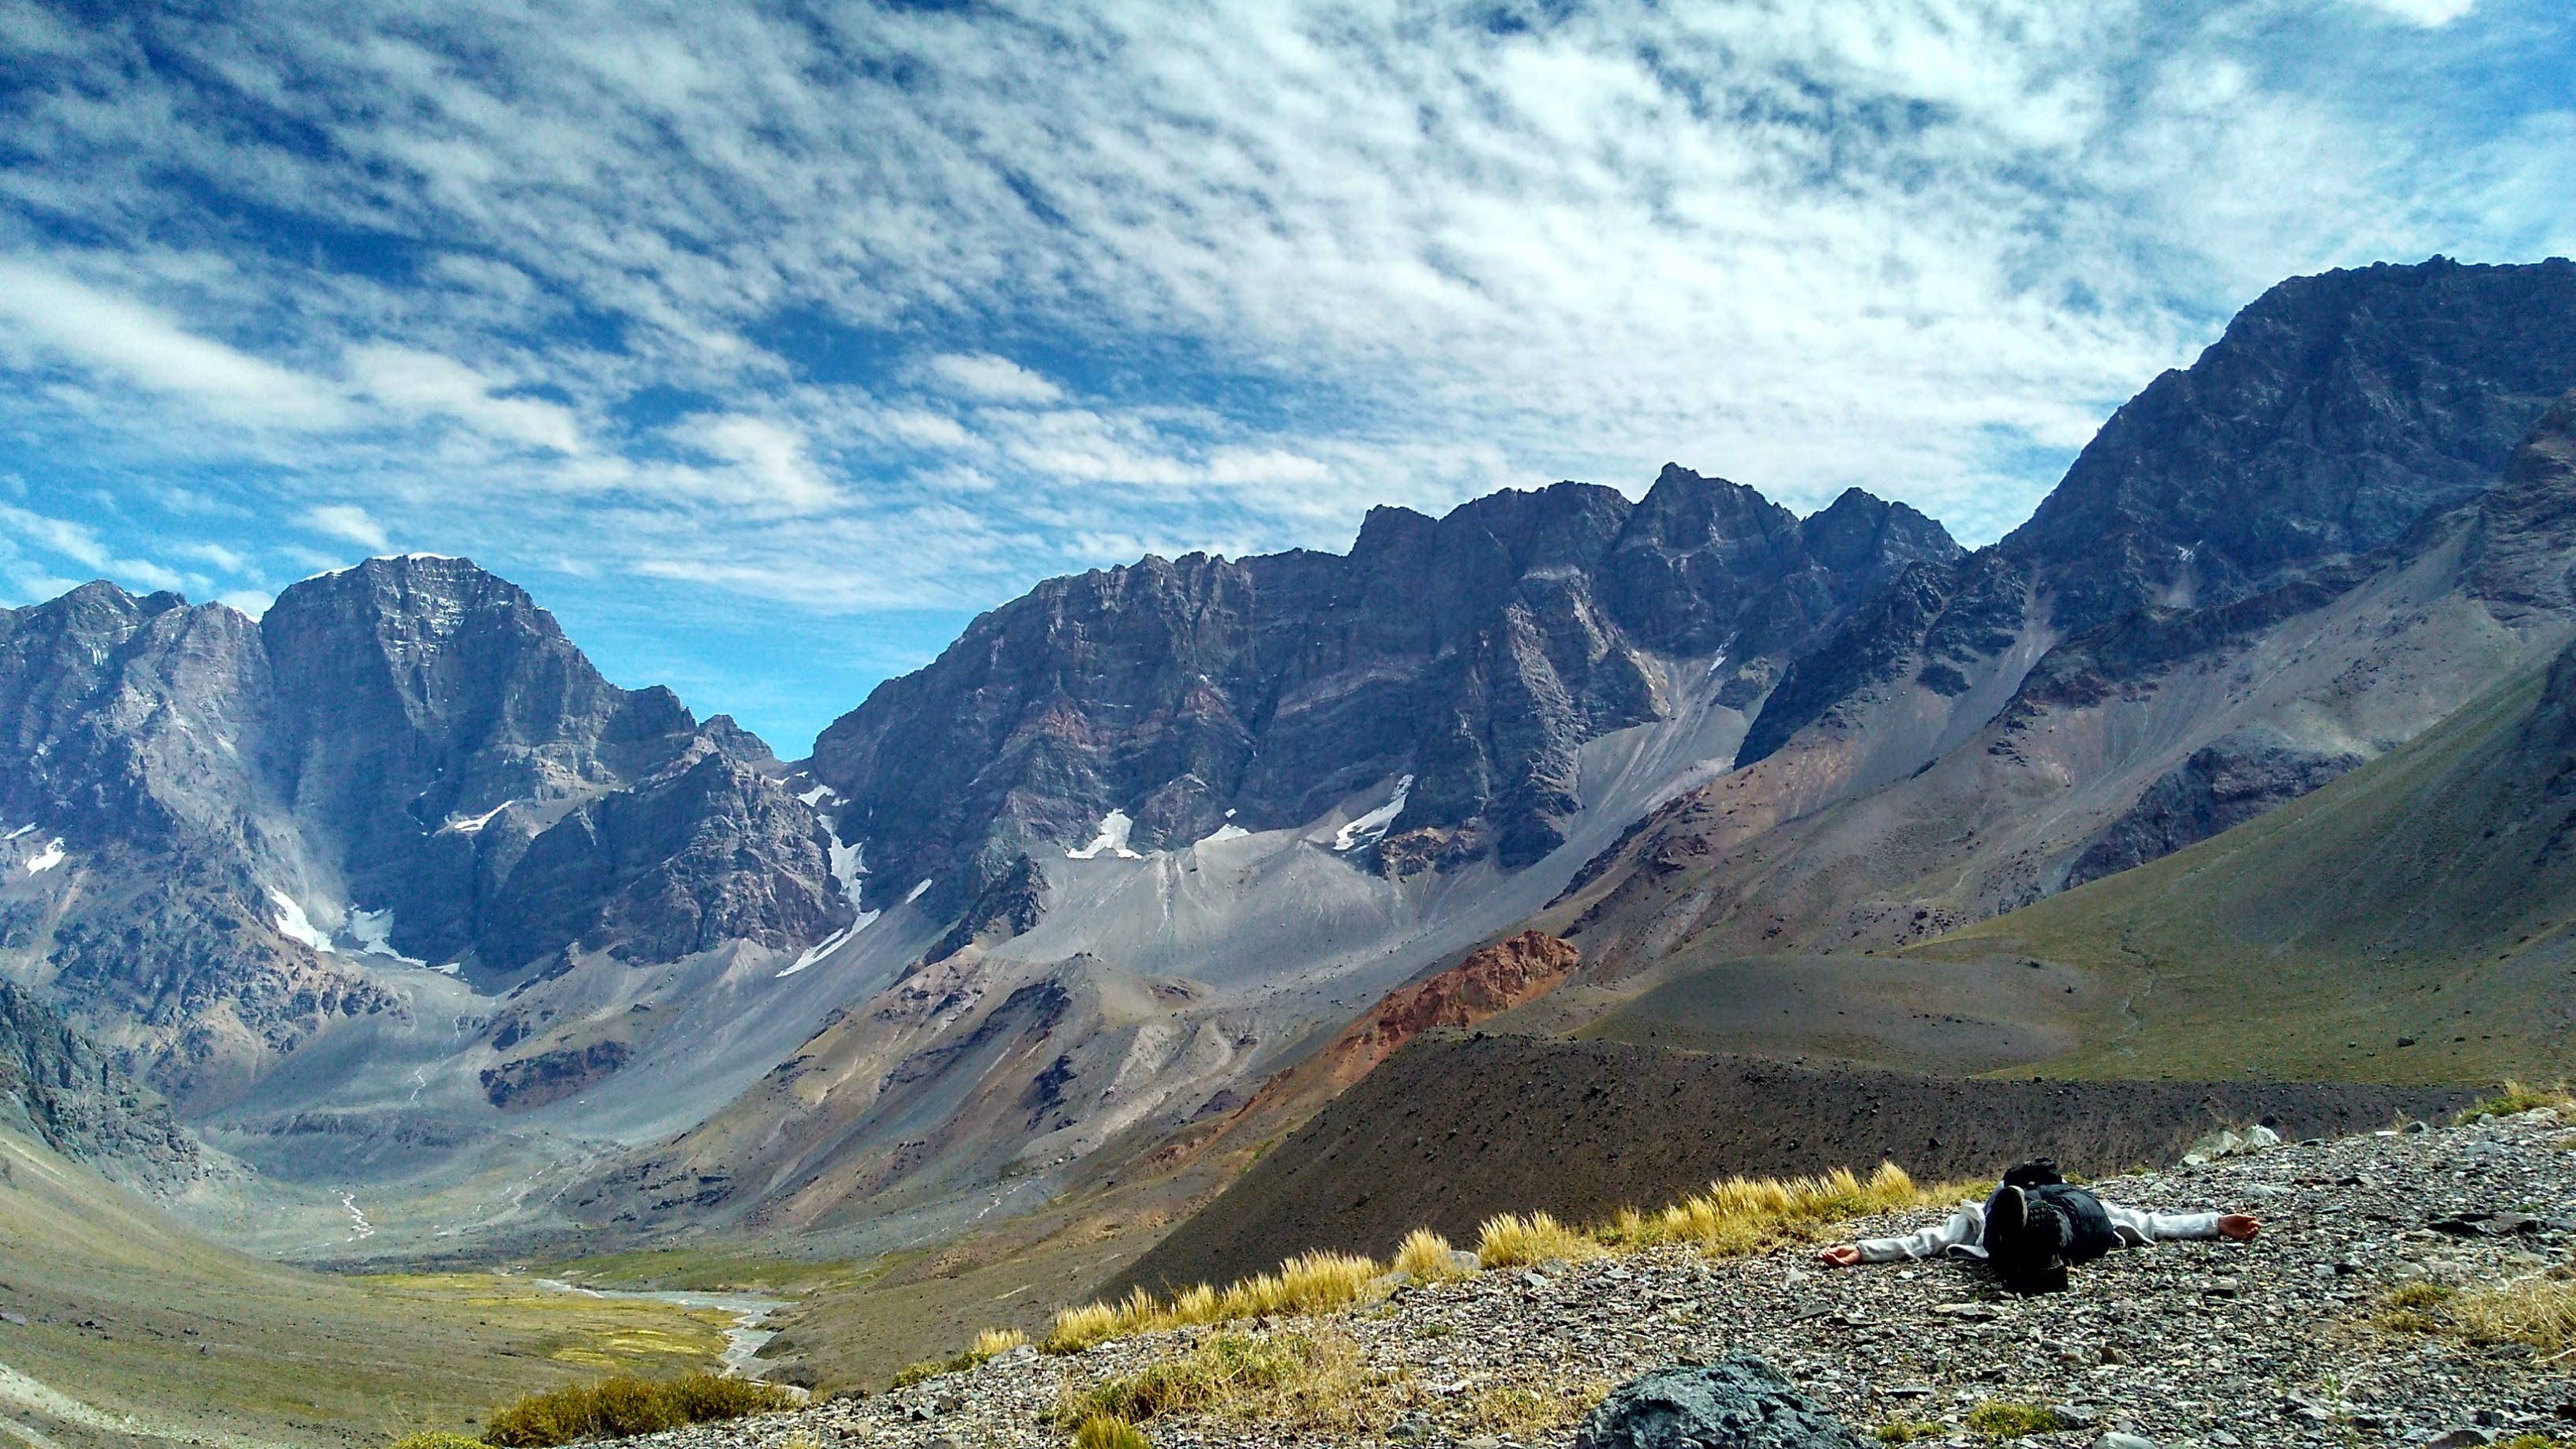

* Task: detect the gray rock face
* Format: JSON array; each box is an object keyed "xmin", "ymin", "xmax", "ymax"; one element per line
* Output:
[
  {"xmin": 0, "ymin": 556, "xmax": 847, "ymax": 1099},
  {"xmin": 811, "ymin": 470, "xmax": 1956, "ymax": 920},
  {"xmin": 0, "ymin": 975, "xmax": 204, "ymax": 1196},
  {"xmin": 2065, "ymin": 732, "xmax": 2364, "ymax": 888},
  {"xmin": 1743, "ymin": 258, "xmax": 2576, "ymax": 767},
  {"xmin": 2011, "ymin": 257, "xmax": 2576, "ymax": 635},
  {"xmin": 1571, "ymin": 1356, "xmax": 1868, "ymax": 1449}
]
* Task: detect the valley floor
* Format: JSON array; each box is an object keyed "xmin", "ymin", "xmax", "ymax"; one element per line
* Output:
[{"xmin": 631, "ymin": 1108, "xmax": 2576, "ymax": 1448}]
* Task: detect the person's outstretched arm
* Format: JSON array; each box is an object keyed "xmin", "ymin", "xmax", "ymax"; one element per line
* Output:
[
  {"xmin": 2102, "ymin": 1204, "xmax": 2261, "ymax": 1245},
  {"xmin": 1818, "ymin": 1204, "xmax": 1982, "ymax": 1266}
]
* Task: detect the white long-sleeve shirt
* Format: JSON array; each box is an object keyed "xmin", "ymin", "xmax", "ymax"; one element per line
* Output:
[{"xmin": 1853, "ymin": 1196, "xmax": 2223, "ymax": 1263}]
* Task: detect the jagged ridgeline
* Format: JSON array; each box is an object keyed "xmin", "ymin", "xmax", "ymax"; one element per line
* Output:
[
  {"xmin": 3, "ymin": 258, "xmax": 2576, "ymax": 1279},
  {"xmin": 809, "ymin": 471, "xmax": 1959, "ymax": 927}
]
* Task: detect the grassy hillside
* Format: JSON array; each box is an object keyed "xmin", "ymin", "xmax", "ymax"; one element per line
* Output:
[
  {"xmin": 0, "ymin": 1125, "xmax": 736, "ymax": 1448},
  {"xmin": 1913, "ymin": 645, "xmax": 2576, "ymax": 1083}
]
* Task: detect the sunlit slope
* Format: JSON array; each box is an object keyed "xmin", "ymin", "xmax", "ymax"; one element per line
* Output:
[
  {"xmin": 1913, "ymin": 645, "xmax": 2576, "ymax": 1083},
  {"xmin": 0, "ymin": 1127, "xmax": 730, "ymax": 1448}
]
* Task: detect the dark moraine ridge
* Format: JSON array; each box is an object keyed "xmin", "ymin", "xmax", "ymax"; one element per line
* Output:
[{"xmin": 1110, "ymin": 1035, "xmax": 2475, "ymax": 1297}]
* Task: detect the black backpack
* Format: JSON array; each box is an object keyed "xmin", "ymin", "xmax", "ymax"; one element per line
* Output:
[{"xmin": 1986, "ymin": 1160, "xmax": 2121, "ymax": 1294}]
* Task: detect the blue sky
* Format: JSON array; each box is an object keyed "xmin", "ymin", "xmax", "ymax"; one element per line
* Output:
[{"xmin": 1, "ymin": 0, "xmax": 2570, "ymax": 751}]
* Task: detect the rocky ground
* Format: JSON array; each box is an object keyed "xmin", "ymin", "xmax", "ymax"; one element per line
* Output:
[{"xmin": 661, "ymin": 1109, "xmax": 2576, "ymax": 1448}]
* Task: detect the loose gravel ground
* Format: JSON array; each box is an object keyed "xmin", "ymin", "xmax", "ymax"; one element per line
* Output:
[{"xmin": 650, "ymin": 1109, "xmax": 2576, "ymax": 1449}]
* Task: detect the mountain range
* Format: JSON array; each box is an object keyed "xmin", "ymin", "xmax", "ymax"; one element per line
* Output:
[{"xmin": 3, "ymin": 254, "xmax": 2574, "ymax": 1274}]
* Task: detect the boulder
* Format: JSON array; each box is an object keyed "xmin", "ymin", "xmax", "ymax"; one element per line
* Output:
[{"xmin": 1572, "ymin": 1355, "xmax": 1869, "ymax": 1449}]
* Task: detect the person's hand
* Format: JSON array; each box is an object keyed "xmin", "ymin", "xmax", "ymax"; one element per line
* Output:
[
  {"xmin": 1817, "ymin": 1244, "xmax": 1863, "ymax": 1267},
  {"xmin": 2218, "ymin": 1214, "xmax": 2260, "ymax": 1241}
]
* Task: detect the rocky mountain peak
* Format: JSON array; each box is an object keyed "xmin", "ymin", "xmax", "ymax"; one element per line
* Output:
[
  {"xmin": 2005, "ymin": 256, "xmax": 2576, "ymax": 634},
  {"xmin": 0, "ymin": 556, "xmax": 844, "ymax": 1102},
  {"xmin": 812, "ymin": 464, "xmax": 1960, "ymax": 931}
]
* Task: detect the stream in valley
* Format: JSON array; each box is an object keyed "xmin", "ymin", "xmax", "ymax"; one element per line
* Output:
[{"xmin": 531, "ymin": 1279, "xmax": 792, "ymax": 1380}]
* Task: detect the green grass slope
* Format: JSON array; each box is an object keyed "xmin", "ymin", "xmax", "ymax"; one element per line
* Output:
[
  {"xmin": 1913, "ymin": 642, "xmax": 2576, "ymax": 1083},
  {"xmin": 0, "ymin": 1126, "xmax": 735, "ymax": 1448}
]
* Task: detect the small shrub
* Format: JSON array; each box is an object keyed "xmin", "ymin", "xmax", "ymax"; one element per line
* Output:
[
  {"xmin": 481, "ymin": 1373, "xmax": 796, "ymax": 1447},
  {"xmin": 1070, "ymin": 1415, "xmax": 1151, "ymax": 1449},
  {"xmin": 1475, "ymin": 1211, "xmax": 1602, "ymax": 1268},
  {"xmin": 1462, "ymin": 1380, "xmax": 1609, "ymax": 1437},
  {"xmin": 389, "ymin": 1434, "xmax": 488, "ymax": 1449},
  {"xmin": 2373, "ymin": 1280, "xmax": 2459, "ymax": 1334},
  {"xmin": 1392, "ymin": 1228, "xmax": 1469, "ymax": 1282},
  {"xmin": 2500, "ymin": 1436, "xmax": 2576, "ymax": 1449},
  {"xmin": 1874, "ymin": 1423, "xmax": 1946, "ymax": 1445},
  {"xmin": 2457, "ymin": 1080, "xmax": 2576, "ymax": 1125},
  {"xmin": 1963, "ymin": 1400, "xmax": 2060, "ymax": 1440}
]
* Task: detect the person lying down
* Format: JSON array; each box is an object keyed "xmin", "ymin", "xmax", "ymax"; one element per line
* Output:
[{"xmin": 1814, "ymin": 1159, "xmax": 2261, "ymax": 1294}]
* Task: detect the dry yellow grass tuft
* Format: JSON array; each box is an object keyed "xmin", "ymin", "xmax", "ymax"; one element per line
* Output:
[
  {"xmin": 2457, "ymin": 1080, "xmax": 2576, "ymax": 1125},
  {"xmin": 1460, "ymin": 1379, "xmax": 1611, "ymax": 1437},
  {"xmin": 1391, "ymin": 1228, "xmax": 1469, "ymax": 1283},
  {"xmin": 2371, "ymin": 1275, "xmax": 2576, "ymax": 1358},
  {"xmin": 1069, "ymin": 1414, "xmax": 1151, "ymax": 1449},
  {"xmin": 1059, "ymin": 1330, "xmax": 1419, "ymax": 1434},
  {"xmin": 1474, "ymin": 1211, "xmax": 1604, "ymax": 1268},
  {"xmin": 1044, "ymin": 1252, "xmax": 1387, "ymax": 1354},
  {"xmin": 1048, "ymin": 1161, "xmax": 1968, "ymax": 1357},
  {"xmin": 2454, "ymin": 1276, "xmax": 2576, "ymax": 1359},
  {"xmin": 893, "ymin": 1325, "xmax": 1034, "ymax": 1386},
  {"xmin": 1600, "ymin": 1163, "xmax": 1946, "ymax": 1257}
]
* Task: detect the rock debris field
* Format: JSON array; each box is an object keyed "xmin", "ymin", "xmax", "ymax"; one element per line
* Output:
[{"xmin": 667, "ymin": 1110, "xmax": 2576, "ymax": 1448}]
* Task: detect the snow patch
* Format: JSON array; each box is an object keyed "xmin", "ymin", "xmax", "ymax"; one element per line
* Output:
[
  {"xmin": 823, "ymin": 824, "xmax": 867, "ymax": 904},
  {"xmin": 1067, "ymin": 808, "xmax": 1144, "ymax": 859},
  {"xmin": 431, "ymin": 960, "xmax": 463, "ymax": 975},
  {"xmin": 775, "ymin": 911, "xmax": 879, "ymax": 978},
  {"xmin": 1202, "ymin": 823, "xmax": 1252, "ymax": 844},
  {"xmin": 23, "ymin": 840, "xmax": 65, "ymax": 874},
  {"xmin": 268, "ymin": 890, "xmax": 334, "ymax": 952},
  {"xmin": 347, "ymin": 907, "xmax": 429, "ymax": 967},
  {"xmin": 3, "ymin": 824, "xmax": 34, "ymax": 841},
  {"xmin": 447, "ymin": 799, "xmax": 516, "ymax": 834},
  {"xmin": 1333, "ymin": 774, "xmax": 1414, "ymax": 852},
  {"xmin": 797, "ymin": 784, "xmax": 833, "ymax": 806},
  {"xmin": 904, "ymin": 878, "xmax": 934, "ymax": 904}
]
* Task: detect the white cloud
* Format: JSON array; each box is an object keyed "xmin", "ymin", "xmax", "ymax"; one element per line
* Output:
[
  {"xmin": 346, "ymin": 343, "xmax": 584, "ymax": 454},
  {"xmin": 2344, "ymin": 0, "xmax": 2480, "ymax": 24},
  {"xmin": 173, "ymin": 541, "xmax": 249, "ymax": 573},
  {"xmin": 879, "ymin": 408, "xmax": 977, "ymax": 451},
  {"xmin": 0, "ymin": 503, "xmax": 186, "ymax": 591},
  {"xmin": 668, "ymin": 414, "xmax": 839, "ymax": 513},
  {"xmin": 927, "ymin": 353, "xmax": 1064, "ymax": 405},
  {"xmin": 216, "ymin": 589, "xmax": 271, "ymax": 616},
  {"xmin": 0, "ymin": 260, "xmax": 345, "ymax": 427},
  {"xmin": 0, "ymin": 0, "xmax": 2563, "ymax": 721},
  {"xmin": 301, "ymin": 504, "xmax": 391, "ymax": 553}
]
